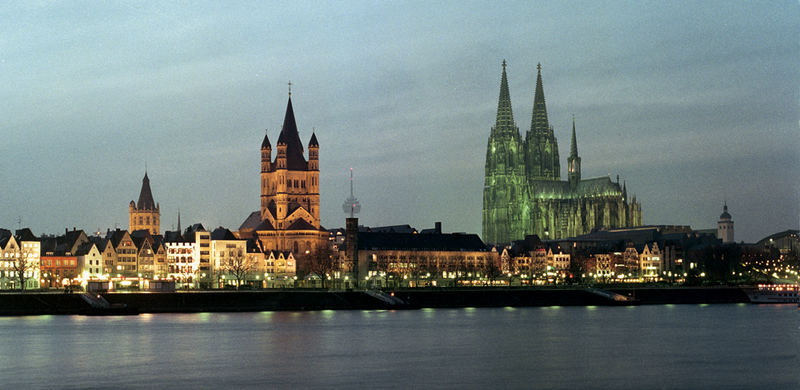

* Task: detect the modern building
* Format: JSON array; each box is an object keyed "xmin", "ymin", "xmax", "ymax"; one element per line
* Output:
[
  {"xmin": 129, "ymin": 172, "xmax": 160, "ymax": 235},
  {"xmin": 238, "ymin": 94, "xmax": 328, "ymax": 266},
  {"xmin": 483, "ymin": 61, "xmax": 642, "ymax": 244},
  {"xmin": 717, "ymin": 202, "xmax": 734, "ymax": 243}
]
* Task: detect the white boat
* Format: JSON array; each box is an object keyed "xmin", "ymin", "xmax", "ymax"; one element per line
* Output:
[{"xmin": 744, "ymin": 284, "xmax": 799, "ymax": 304}]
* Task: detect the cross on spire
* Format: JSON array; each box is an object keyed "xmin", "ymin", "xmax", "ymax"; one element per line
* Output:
[{"xmin": 288, "ymin": 81, "xmax": 292, "ymax": 97}]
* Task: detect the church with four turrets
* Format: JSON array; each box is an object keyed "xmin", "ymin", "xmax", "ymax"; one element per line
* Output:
[
  {"xmin": 238, "ymin": 93, "xmax": 328, "ymax": 257},
  {"xmin": 483, "ymin": 61, "xmax": 642, "ymax": 244}
]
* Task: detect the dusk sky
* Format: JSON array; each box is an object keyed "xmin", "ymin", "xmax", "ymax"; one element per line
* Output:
[{"xmin": 1, "ymin": 1, "xmax": 797, "ymax": 243}]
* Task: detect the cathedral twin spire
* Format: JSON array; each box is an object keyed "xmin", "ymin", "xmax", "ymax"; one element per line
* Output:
[
  {"xmin": 531, "ymin": 63, "xmax": 550, "ymax": 135},
  {"xmin": 490, "ymin": 61, "xmax": 561, "ymax": 181},
  {"xmin": 494, "ymin": 60, "xmax": 516, "ymax": 133}
]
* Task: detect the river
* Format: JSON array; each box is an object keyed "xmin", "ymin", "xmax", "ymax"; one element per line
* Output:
[{"xmin": 0, "ymin": 304, "xmax": 796, "ymax": 389}]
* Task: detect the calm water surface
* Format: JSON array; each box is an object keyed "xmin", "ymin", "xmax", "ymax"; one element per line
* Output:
[{"xmin": 0, "ymin": 304, "xmax": 797, "ymax": 389}]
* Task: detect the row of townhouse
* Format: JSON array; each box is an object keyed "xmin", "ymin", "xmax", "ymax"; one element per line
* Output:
[
  {"xmin": 498, "ymin": 233, "xmax": 666, "ymax": 283},
  {"xmin": 501, "ymin": 246, "xmax": 572, "ymax": 281},
  {"xmin": 0, "ymin": 224, "xmax": 296, "ymax": 290},
  {"xmin": 587, "ymin": 242, "xmax": 664, "ymax": 281}
]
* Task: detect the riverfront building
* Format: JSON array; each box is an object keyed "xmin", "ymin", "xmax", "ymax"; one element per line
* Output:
[
  {"xmin": 239, "ymin": 94, "xmax": 328, "ymax": 266},
  {"xmin": 340, "ymin": 219, "xmax": 499, "ymax": 287},
  {"xmin": 483, "ymin": 62, "xmax": 642, "ymax": 244}
]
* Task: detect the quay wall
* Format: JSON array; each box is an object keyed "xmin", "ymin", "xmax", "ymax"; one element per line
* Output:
[{"xmin": 0, "ymin": 287, "xmax": 752, "ymax": 316}]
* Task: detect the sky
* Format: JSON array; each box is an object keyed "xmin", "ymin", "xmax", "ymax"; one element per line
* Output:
[{"xmin": 1, "ymin": 1, "xmax": 798, "ymax": 243}]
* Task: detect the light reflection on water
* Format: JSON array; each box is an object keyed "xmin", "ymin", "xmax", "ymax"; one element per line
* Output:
[{"xmin": 0, "ymin": 304, "xmax": 796, "ymax": 389}]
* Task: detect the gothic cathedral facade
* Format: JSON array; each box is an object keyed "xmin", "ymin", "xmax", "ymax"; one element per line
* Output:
[{"xmin": 483, "ymin": 62, "xmax": 642, "ymax": 244}]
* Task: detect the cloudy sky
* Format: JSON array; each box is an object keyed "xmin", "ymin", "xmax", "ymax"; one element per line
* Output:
[{"xmin": 1, "ymin": 1, "xmax": 797, "ymax": 243}]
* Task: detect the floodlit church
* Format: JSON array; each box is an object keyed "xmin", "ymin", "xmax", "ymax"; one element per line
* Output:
[
  {"xmin": 238, "ymin": 93, "xmax": 328, "ymax": 257},
  {"xmin": 129, "ymin": 172, "xmax": 160, "ymax": 235},
  {"xmin": 483, "ymin": 62, "xmax": 642, "ymax": 244}
]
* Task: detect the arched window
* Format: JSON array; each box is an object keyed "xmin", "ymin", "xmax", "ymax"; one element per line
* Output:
[{"xmin": 293, "ymin": 242, "xmax": 299, "ymax": 254}]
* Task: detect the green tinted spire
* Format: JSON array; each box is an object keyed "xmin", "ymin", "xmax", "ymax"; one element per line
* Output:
[
  {"xmin": 494, "ymin": 59, "xmax": 515, "ymax": 132},
  {"xmin": 531, "ymin": 63, "xmax": 549, "ymax": 134},
  {"xmin": 570, "ymin": 115, "xmax": 578, "ymax": 157}
]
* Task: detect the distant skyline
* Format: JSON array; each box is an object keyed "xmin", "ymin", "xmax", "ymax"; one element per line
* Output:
[{"xmin": 1, "ymin": 1, "xmax": 798, "ymax": 242}]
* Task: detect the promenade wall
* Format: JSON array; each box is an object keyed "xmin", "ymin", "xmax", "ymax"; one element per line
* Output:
[{"xmin": 0, "ymin": 287, "xmax": 751, "ymax": 315}]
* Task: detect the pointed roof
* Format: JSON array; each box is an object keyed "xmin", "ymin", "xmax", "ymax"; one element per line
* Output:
[
  {"xmin": 136, "ymin": 172, "xmax": 157, "ymax": 210},
  {"xmin": 261, "ymin": 130, "xmax": 271, "ymax": 149},
  {"xmin": 276, "ymin": 97, "xmax": 308, "ymax": 170},
  {"xmin": 238, "ymin": 211, "xmax": 263, "ymax": 231},
  {"xmin": 494, "ymin": 60, "xmax": 516, "ymax": 132},
  {"xmin": 530, "ymin": 63, "xmax": 550, "ymax": 134},
  {"xmin": 570, "ymin": 116, "xmax": 578, "ymax": 157},
  {"xmin": 720, "ymin": 202, "xmax": 732, "ymax": 220},
  {"xmin": 309, "ymin": 131, "xmax": 318, "ymax": 147},
  {"xmin": 210, "ymin": 227, "xmax": 238, "ymax": 241}
]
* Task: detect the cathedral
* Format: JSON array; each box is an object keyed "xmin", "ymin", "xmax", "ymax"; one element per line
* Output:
[
  {"xmin": 483, "ymin": 61, "xmax": 642, "ymax": 244},
  {"xmin": 238, "ymin": 93, "xmax": 328, "ymax": 256}
]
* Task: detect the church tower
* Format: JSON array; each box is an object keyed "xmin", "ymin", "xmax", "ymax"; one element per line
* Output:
[
  {"xmin": 567, "ymin": 117, "xmax": 581, "ymax": 189},
  {"xmin": 483, "ymin": 60, "xmax": 531, "ymax": 244},
  {"xmin": 525, "ymin": 63, "xmax": 560, "ymax": 181},
  {"xmin": 246, "ymin": 88, "xmax": 328, "ymax": 258},
  {"xmin": 129, "ymin": 172, "xmax": 160, "ymax": 235},
  {"xmin": 717, "ymin": 202, "xmax": 734, "ymax": 243},
  {"xmin": 259, "ymin": 95, "xmax": 321, "ymax": 229}
]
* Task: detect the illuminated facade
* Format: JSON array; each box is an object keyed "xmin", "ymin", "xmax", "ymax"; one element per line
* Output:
[
  {"xmin": 129, "ymin": 172, "xmax": 160, "ymax": 235},
  {"xmin": 239, "ymin": 95, "xmax": 328, "ymax": 260},
  {"xmin": 483, "ymin": 62, "xmax": 642, "ymax": 244},
  {"xmin": 0, "ymin": 232, "xmax": 40, "ymax": 290}
]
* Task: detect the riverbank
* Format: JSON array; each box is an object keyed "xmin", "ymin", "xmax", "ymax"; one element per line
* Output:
[{"xmin": 0, "ymin": 286, "xmax": 754, "ymax": 315}]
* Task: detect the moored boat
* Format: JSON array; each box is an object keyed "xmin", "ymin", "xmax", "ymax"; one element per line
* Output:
[{"xmin": 744, "ymin": 284, "xmax": 798, "ymax": 304}]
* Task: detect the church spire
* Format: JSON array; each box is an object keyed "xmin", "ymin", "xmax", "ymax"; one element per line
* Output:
[
  {"xmin": 570, "ymin": 115, "xmax": 578, "ymax": 157},
  {"xmin": 276, "ymin": 95, "xmax": 307, "ymax": 170},
  {"xmin": 530, "ymin": 63, "xmax": 549, "ymax": 134},
  {"xmin": 494, "ymin": 59, "xmax": 515, "ymax": 132},
  {"xmin": 567, "ymin": 116, "xmax": 581, "ymax": 189},
  {"xmin": 137, "ymin": 172, "xmax": 156, "ymax": 210}
]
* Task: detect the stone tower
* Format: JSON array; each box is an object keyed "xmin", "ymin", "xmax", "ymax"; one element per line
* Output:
[
  {"xmin": 717, "ymin": 202, "xmax": 734, "ymax": 243},
  {"xmin": 129, "ymin": 172, "xmax": 160, "ymax": 235},
  {"xmin": 245, "ymin": 91, "xmax": 328, "ymax": 259},
  {"xmin": 482, "ymin": 60, "xmax": 531, "ymax": 244},
  {"xmin": 259, "ymin": 96, "xmax": 321, "ymax": 229}
]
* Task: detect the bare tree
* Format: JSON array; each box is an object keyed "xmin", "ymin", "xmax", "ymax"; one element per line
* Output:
[
  {"xmin": 484, "ymin": 260, "xmax": 503, "ymax": 286},
  {"xmin": 11, "ymin": 245, "xmax": 35, "ymax": 291},
  {"xmin": 306, "ymin": 246, "xmax": 335, "ymax": 289},
  {"xmin": 222, "ymin": 253, "xmax": 254, "ymax": 290}
]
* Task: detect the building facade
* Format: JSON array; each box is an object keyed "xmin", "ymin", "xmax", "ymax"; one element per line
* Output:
[
  {"xmin": 239, "ymin": 95, "xmax": 328, "ymax": 264},
  {"xmin": 483, "ymin": 62, "xmax": 642, "ymax": 244}
]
